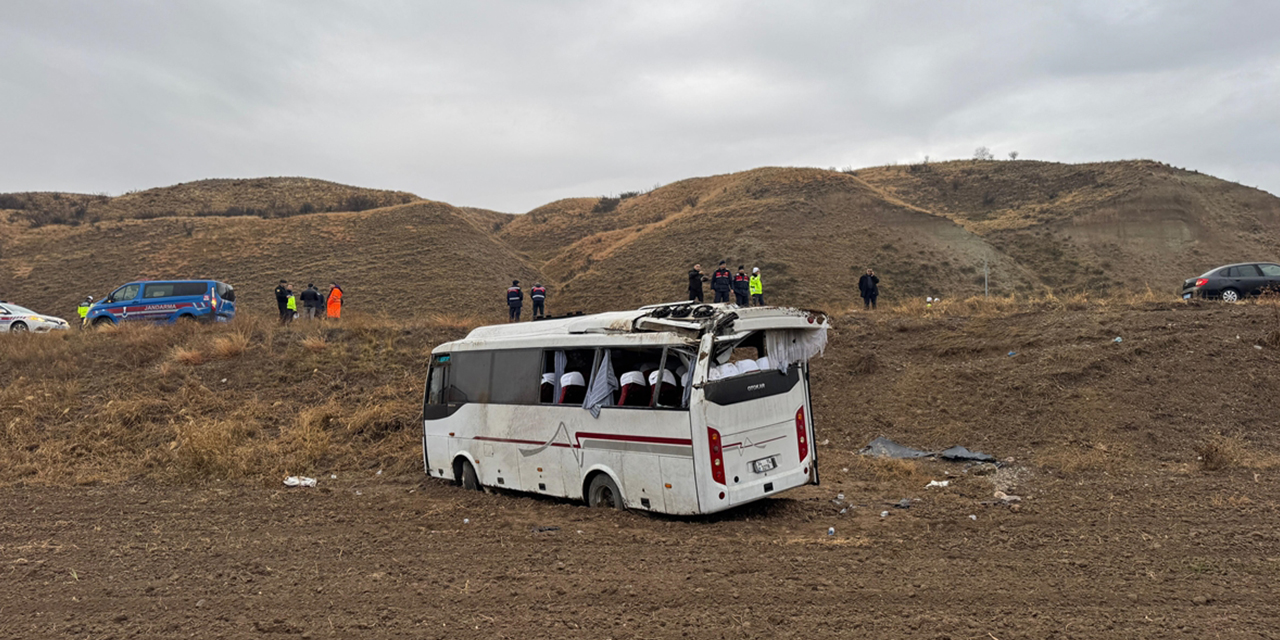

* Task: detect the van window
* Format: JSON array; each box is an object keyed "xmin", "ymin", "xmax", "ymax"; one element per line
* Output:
[
  {"xmin": 143, "ymin": 282, "xmax": 207, "ymax": 298},
  {"xmin": 109, "ymin": 284, "xmax": 140, "ymax": 303}
]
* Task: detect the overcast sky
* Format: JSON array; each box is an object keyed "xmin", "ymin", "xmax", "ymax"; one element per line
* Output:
[{"xmin": 2, "ymin": 1, "xmax": 1277, "ymax": 211}]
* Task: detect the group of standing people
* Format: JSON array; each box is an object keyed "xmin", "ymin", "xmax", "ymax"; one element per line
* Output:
[
  {"xmin": 275, "ymin": 281, "xmax": 344, "ymax": 324},
  {"xmin": 688, "ymin": 261, "xmax": 765, "ymax": 306},
  {"xmin": 506, "ymin": 280, "xmax": 548, "ymax": 322},
  {"xmin": 497, "ymin": 263, "xmax": 882, "ymax": 320}
]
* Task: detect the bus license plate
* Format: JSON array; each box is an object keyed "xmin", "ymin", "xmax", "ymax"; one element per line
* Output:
[{"xmin": 752, "ymin": 457, "xmax": 777, "ymax": 473}]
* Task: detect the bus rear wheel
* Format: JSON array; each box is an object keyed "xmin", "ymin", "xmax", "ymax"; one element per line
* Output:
[
  {"xmin": 458, "ymin": 459, "xmax": 481, "ymax": 492},
  {"xmin": 587, "ymin": 474, "xmax": 625, "ymax": 510}
]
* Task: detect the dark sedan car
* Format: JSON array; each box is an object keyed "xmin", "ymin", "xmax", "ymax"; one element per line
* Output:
[{"xmin": 1181, "ymin": 262, "xmax": 1280, "ymax": 302}]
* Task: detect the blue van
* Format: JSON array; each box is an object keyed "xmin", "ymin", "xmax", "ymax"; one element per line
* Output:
[{"xmin": 87, "ymin": 280, "xmax": 237, "ymax": 326}]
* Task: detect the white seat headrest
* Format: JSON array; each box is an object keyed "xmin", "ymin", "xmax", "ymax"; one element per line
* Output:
[
  {"xmin": 541, "ymin": 373, "xmax": 556, "ymax": 385},
  {"xmin": 755, "ymin": 356, "xmax": 770, "ymax": 371},
  {"xmin": 736, "ymin": 360, "xmax": 760, "ymax": 374},
  {"xmin": 680, "ymin": 370, "xmax": 691, "ymax": 386},
  {"xmin": 675, "ymin": 365, "xmax": 688, "ymax": 377},
  {"xmin": 560, "ymin": 371, "xmax": 585, "ymax": 387},
  {"xmin": 620, "ymin": 371, "xmax": 647, "ymax": 387},
  {"xmin": 708, "ymin": 367, "xmax": 723, "ymax": 381},
  {"xmin": 649, "ymin": 369, "xmax": 677, "ymax": 387},
  {"xmin": 718, "ymin": 362, "xmax": 740, "ymax": 378}
]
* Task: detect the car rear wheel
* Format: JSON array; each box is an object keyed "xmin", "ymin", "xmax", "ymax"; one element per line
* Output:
[
  {"xmin": 10, "ymin": 322, "xmax": 27, "ymax": 333},
  {"xmin": 587, "ymin": 474, "xmax": 625, "ymax": 510},
  {"xmin": 93, "ymin": 317, "xmax": 114, "ymax": 328},
  {"xmin": 1221, "ymin": 288, "xmax": 1241, "ymax": 303}
]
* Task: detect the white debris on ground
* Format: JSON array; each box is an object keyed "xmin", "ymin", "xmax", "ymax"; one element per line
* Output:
[{"xmin": 283, "ymin": 476, "xmax": 317, "ymax": 488}]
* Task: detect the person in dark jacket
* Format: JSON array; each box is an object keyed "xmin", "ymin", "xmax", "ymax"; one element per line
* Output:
[
  {"xmin": 711, "ymin": 261, "xmax": 733, "ymax": 303},
  {"xmin": 274, "ymin": 280, "xmax": 290, "ymax": 324},
  {"xmin": 732, "ymin": 265, "xmax": 751, "ymax": 306},
  {"xmin": 507, "ymin": 280, "xmax": 524, "ymax": 322},
  {"xmin": 299, "ymin": 283, "xmax": 321, "ymax": 320},
  {"xmin": 530, "ymin": 282, "xmax": 547, "ymax": 318},
  {"xmin": 687, "ymin": 264, "xmax": 708, "ymax": 302},
  {"xmin": 858, "ymin": 268, "xmax": 880, "ymax": 309}
]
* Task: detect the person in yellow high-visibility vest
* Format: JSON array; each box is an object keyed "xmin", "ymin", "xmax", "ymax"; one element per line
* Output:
[
  {"xmin": 77, "ymin": 296, "xmax": 93, "ymax": 329},
  {"xmin": 749, "ymin": 267, "xmax": 764, "ymax": 306},
  {"xmin": 285, "ymin": 288, "xmax": 297, "ymax": 323}
]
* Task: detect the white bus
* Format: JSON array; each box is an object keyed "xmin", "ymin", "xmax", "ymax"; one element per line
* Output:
[{"xmin": 420, "ymin": 302, "xmax": 829, "ymax": 515}]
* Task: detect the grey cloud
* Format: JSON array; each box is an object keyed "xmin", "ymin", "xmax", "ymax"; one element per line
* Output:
[{"xmin": 1, "ymin": 0, "xmax": 1277, "ymax": 210}]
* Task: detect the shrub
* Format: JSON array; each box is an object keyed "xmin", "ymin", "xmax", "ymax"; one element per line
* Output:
[
  {"xmin": 0, "ymin": 194, "xmax": 27, "ymax": 210},
  {"xmin": 342, "ymin": 194, "xmax": 380, "ymax": 212},
  {"xmin": 592, "ymin": 197, "xmax": 620, "ymax": 214}
]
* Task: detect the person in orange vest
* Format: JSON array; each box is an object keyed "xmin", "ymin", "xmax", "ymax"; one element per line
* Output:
[{"xmin": 326, "ymin": 282, "xmax": 344, "ymax": 319}]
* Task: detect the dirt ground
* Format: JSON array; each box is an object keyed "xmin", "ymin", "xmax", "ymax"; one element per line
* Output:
[
  {"xmin": 2, "ymin": 456, "xmax": 1276, "ymax": 639},
  {"xmin": 3, "ymin": 299, "xmax": 1280, "ymax": 638}
]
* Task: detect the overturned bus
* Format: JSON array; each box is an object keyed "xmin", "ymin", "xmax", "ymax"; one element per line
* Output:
[{"xmin": 420, "ymin": 302, "xmax": 829, "ymax": 515}]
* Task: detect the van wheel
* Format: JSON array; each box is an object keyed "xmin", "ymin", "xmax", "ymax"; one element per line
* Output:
[
  {"xmin": 177, "ymin": 314, "xmax": 196, "ymax": 323},
  {"xmin": 1221, "ymin": 288, "xmax": 1241, "ymax": 303},
  {"xmin": 93, "ymin": 317, "xmax": 114, "ymax": 328},
  {"xmin": 587, "ymin": 474, "xmax": 625, "ymax": 510},
  {"xmin": 458, "ymin": 460, "xmax": 481, "ymax": 492},
  {"xmin": 10, "ymin": 322, "xmax": 27, "ymax": 333}
]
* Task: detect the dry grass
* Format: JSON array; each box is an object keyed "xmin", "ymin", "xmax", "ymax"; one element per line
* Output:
[
  {"xmin": 301, "ymin": 334, "xmax": 328, "ymax": 352},
  {"xmin": 1197, "ymin": 435, "xmax": 1280, "ymax": 472},
  {"xmin": 0, "ymin": 313, "xmax": 469, "ymax": 486},
  {"xmin": 172, "ymin": 346, "xmax": 205, "ymax": 365},
  {"xmin": 211, "ymin": 332, "xmax": 250, "ymax": 359}
]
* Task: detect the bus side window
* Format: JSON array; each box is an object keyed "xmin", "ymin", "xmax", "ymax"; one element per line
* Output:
[{"xmin": 490, "ymin": 349, "xmax": 541, "ymax": 405}]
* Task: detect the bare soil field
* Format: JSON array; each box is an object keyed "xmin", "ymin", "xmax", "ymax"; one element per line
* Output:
[
  {"xmin": 2, "ymin": 459, "xmax": 1275, "ymax": 639},
  {"xmin": 2, "ymin": 298, "xmax": 1279, "ymax": 638}
]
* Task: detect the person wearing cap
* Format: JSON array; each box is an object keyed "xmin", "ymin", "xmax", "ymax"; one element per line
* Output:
[
  {"xmin": 732, "ymin": 265, "xmax": 750, "ymax": 306},
  {"xmin": 749, "ymin": 267, "xmax": 764, "ymax": 306},
  {"xmin": 711, "ymin": 261, "xmax": 733, "ymax": 303},
  {"xmin": 506, "ymin": 280, "xmax": 524, "ymax": 322},
  {"xmin": 274, "ymin": 280, "xmax": 290, "ymax": 324},
  {"xmin": 77, "ymin": 296, "xmax": 93, "ymax": 329},
  {"xmin": 530, "ymin": 282, "xmax": 548, "ymax": 318}
]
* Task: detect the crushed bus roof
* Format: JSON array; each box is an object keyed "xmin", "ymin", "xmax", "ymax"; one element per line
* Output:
[{"xmin": 443, "ymin": 303, "xmax": 829, "ymax": 352}]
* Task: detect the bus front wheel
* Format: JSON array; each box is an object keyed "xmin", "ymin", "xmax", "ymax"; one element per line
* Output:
[
  {"xmin": 458, "ymin": 459, "xmax": 481, "ymax": 492},
  {"xmin": 587, "ymin": 474, "xmax": 625, "ymax": 510}
]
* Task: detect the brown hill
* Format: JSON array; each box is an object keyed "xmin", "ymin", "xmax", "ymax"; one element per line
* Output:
[
  {"xmin": 0, "ymin": 177, "xmax": 420, "ymax": 225},
  {"xmin": 4, "ymin": 160, "xmax": 1280, "ymax": 319},
  {"xmin": 515, "ymin": 167, "xmax": 1032, "ymax": 312},
  {"xmin": 856, "ymin": 160, "xmax": 1280, "ymax": 291},
  {"xmin": 0, "ymin": 200, "xmax": 538, "ymax": 321}
]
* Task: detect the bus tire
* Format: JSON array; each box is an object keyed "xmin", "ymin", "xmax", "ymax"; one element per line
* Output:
[
  {"xmin": 457, "ymin": 459, "xmax": 481, "ymax": 492},
  {"xmin": 586, "ymin": 473, "xmax": 625, "ymax": 510}
]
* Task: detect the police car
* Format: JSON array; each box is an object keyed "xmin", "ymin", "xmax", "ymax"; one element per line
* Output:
[
  {"xmin": 87, "ymin": 280, "xmax": 237, "ymax": 326},
  {"xmin": 0, "ymin": 302, "xmax": 71, "ymax": 333}
]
